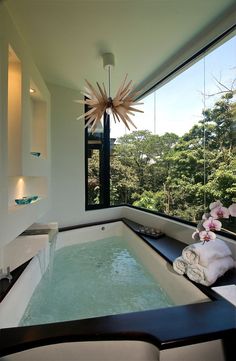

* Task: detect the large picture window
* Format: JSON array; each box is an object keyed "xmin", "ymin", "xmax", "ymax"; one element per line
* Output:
[{"xmin": 85, "ymin": 30, "xmax": 236, "ymax": 234}]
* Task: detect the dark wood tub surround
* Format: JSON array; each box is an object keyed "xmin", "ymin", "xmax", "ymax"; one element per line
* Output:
[{"xmin": 0, "ymin": 218, "xmax": 235, "ymax": 359}]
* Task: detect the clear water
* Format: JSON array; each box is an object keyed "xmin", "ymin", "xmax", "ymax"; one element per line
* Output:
[{"xmin": 20, "ymin": 236, "xmax": 174, "ymax": 326}]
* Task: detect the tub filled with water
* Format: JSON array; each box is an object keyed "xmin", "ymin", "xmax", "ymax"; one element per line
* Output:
[
  {"xmin": 0, "ymin": 221, "xmax": 209, "ymax": 329},
  {"xmin": 20, "ymin": 235, "xmax": 174, "ymax": 326}
]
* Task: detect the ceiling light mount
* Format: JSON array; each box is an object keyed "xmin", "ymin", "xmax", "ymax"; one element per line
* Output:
[{"xmin": 102, "ymin": 52, "xmax": 115, "ymax": 70}]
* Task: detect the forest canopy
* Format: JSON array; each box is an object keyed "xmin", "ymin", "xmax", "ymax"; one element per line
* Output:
[{"xmin": 88, "ymin": 92, "xmax": 236, "ymax": 232}]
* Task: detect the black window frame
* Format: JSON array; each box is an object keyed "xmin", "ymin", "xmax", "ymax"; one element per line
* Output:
[{"xmin": 85, "ymin": 111, "xmax": 110, "ymax": 210}]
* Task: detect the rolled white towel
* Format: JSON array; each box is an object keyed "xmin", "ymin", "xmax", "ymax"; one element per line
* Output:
[
  {"xmin": 173, "ymin": 256, "xmax": 187, "ymax": 275},
  {"xmin": 182, "ymin": 239, "xmax": 232, "ymax": 267},
  {"xmin": 186, "ymin": 256, "xmax": 235, "ymax": 286}
]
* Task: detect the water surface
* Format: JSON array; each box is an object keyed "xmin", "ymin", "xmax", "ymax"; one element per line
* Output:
[{"xmin": 20, "ymin": 236, "xmax": 174, "ymax": 326}]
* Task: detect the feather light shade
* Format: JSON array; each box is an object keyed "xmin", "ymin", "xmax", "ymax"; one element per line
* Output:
[{"xmin": 76, "ymin": 74, "xmax": 143, "ymax": 133}]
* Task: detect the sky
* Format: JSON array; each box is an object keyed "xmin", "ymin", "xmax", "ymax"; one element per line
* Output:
[{"xmin": 110, "ymin": 33, "xmax": 236, "ymax": 139}]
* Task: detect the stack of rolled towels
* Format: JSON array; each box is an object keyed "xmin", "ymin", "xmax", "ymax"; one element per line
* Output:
[{"xmin": 173, "ymin": 239, "xmax": 235, "ymax": 286}]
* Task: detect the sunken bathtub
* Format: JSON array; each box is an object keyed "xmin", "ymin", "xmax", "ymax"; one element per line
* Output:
[{"xmin": 0, "ymin": 220, "xmax": 234, "ymax": 360}]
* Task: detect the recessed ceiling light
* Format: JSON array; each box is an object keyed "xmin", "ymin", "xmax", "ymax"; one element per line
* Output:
[{"xmin": 29, "ymin": 88, "xmax": 36, "ymax": 93}]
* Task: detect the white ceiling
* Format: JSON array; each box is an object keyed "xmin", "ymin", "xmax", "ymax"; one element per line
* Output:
[{"xmin": 5, "ymin": 0, "xmax": 236, "ymax": 95}]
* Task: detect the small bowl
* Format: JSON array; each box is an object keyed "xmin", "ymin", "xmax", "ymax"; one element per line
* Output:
[
  {"xmin": 15, "ymin": 197, "xmax": 31, "ymax": 205},
  {"xmin": 15, "ymin": 196, "xmax": 38, "ymax": 205}
]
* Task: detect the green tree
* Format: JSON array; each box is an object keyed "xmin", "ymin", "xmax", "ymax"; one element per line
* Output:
[
  {"xmin": 110, "ymin": 149, "xmax": 139, "ymax": 204},
  {"xmin": 88, "ymin": 91, "xmax": 236, "ymax": 233},
  {"xmin": 161, "ymin": 92, "xmax": 236, "ymax": 220},
  {"xmin": 130, "ymin": 92, "xmax": 235, "ymax": 222},
  {"xmin": 111, "ymin": 130, "xmax": 179, "ymax": 203}
]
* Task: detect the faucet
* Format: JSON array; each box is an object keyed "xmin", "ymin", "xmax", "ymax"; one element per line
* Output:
[{"xmin": 0, "ymin": 266, "xmax": 13, "ymax": 282}]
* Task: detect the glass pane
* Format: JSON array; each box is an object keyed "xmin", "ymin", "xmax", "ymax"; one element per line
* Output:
[
  {"xmin": 110, "ymin": 32, "xmax": 236, "ymax": 235},
  {"xmin": 204, "ymin": 35, "xmax": 236, "ymax": 233},
  {"xmin": 86, "ymin": 120, "xmax": 104, "ymax": 207},
  {"xmin": 87, "ymin": 148, "xmax": 101, "ymax": 205}
]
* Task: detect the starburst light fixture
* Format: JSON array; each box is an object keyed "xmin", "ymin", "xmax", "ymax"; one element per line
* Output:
[{"xmin": 76, "ymin": 53, "xmax": 143, "ymax": 133}]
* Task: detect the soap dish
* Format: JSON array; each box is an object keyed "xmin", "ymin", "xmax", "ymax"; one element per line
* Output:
[{"xmin": 137, "ymin": 225, "xmax": 164, "ymax": 238}]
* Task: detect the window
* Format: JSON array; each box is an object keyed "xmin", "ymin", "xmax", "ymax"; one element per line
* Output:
[
  {"xmin": 85, "ymin": 30, "xmax": 236, "ymax": 235},
  {"xmin": 85, "ymin": 115, "xmax": 110, "ymax": 209}
]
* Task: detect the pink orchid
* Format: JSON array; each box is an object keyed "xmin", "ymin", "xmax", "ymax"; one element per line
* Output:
[
  {"xmin": 209, "ymin": 200, "xmax": 223, "ymax": 210},
  {"xmin": 210, "ymin": 206, "xmax": 230, "ymax": 219},
  {"xmin": 203, "ymin": 217, "xmax": 222, "ymax": 232},
  {"xmin": 228, "ymin": 203, "xmax": 236, "ymax": 217},
  {"xmin": 193, "ymin": 200, "xmax": 235, "ymax": 245},
  {"xmin": 199, "ymin": 230, "xmax": 216, "ymax": 242}
]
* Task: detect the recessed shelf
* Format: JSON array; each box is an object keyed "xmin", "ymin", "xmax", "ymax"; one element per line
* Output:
[
  {"xmin": 8, "ymin": 176, "xmax": 48, "ymax": 210},
  {"xmin": 30, "ymin": 81, "xmax": 48, "ymax": 160},
  {"xmin": 8, "ymin": 197, "xmax": 45, "ymax": 213},
  {"xmin": 0, "ymin": 21, "xmax": 50, "ymax": 250},
  {"xmin": 8, "ymin": 46, "xmax": 22, "ymax": 176}
]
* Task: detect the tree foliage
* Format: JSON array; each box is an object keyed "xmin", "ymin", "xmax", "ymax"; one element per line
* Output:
[{"xmin": 88, "ymin": 92, "xmax": 236, "ymax": 230}]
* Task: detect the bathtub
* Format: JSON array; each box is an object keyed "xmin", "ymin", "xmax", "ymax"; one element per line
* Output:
[
  {"xmin": 0, "ymin": 220, "xmax": 234, "ymax": 360},
  {"xmin": 55, "ymin": 221, "xmax": 209, "ymax": 307},
  {"xmin": 0, "ymin": 221, "xmax": 209, "ymax": 329}
]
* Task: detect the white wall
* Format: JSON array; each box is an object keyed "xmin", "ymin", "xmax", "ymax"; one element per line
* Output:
[
  {"xmin": 0, "ymin": 3, "xmax": 50, "ymax": 268},
  {"xmin": 0, "ymin": 2, "xmax": 121, "ymax": 271},
  {"xmin": 41, "ymin": 83, "xmax": 123, "ymax": 227},
  {"xmin": 42, "ymin": 83, "xmax": 83, "ymax": 226}
]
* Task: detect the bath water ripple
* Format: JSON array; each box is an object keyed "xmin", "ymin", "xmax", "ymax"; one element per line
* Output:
[{"xmin": 20, "ymin": 236, "xmax": 174, "ymax": 326}]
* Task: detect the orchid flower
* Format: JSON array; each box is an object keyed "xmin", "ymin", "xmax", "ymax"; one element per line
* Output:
[
  {"xmin": 203, "ymin": 217, "xmax": 222, "ymax": 232},
  {"xmin": 209, "ymin": 200, "xmax": 223, "ymax": 210},
  {"xmin": 210, "ymin": 206, "xmax": 230, "ymax": 219},
  {"xmin": 191, "ymin": 200, "xmax": 235, "ymax": 244},
  {"xmin": 228, "ymin": 203, "xmax": 236, "ymax": 217},
  {"xmin": 199, "ymin": 230, "xmax": 216, "ymax": 242}
]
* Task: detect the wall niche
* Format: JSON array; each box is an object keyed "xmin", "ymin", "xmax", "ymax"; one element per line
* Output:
[
  {"xmin": 30, "ymin": 81, "xmax": 48, "ymax": 160},
  {"xmin": 8, "ymin": 46, "xmax": 22, "ymax": 176}
]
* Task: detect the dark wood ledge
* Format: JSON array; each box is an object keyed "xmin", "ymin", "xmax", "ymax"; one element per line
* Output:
[{"xmin": 123, "ymin": 218, "xmax": 236, "ymax": 299}]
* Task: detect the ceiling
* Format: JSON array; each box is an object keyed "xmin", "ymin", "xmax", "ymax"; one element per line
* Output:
[{"xmin": 5, "ymin": 0, "xmax": 236, "ymax": 95}]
